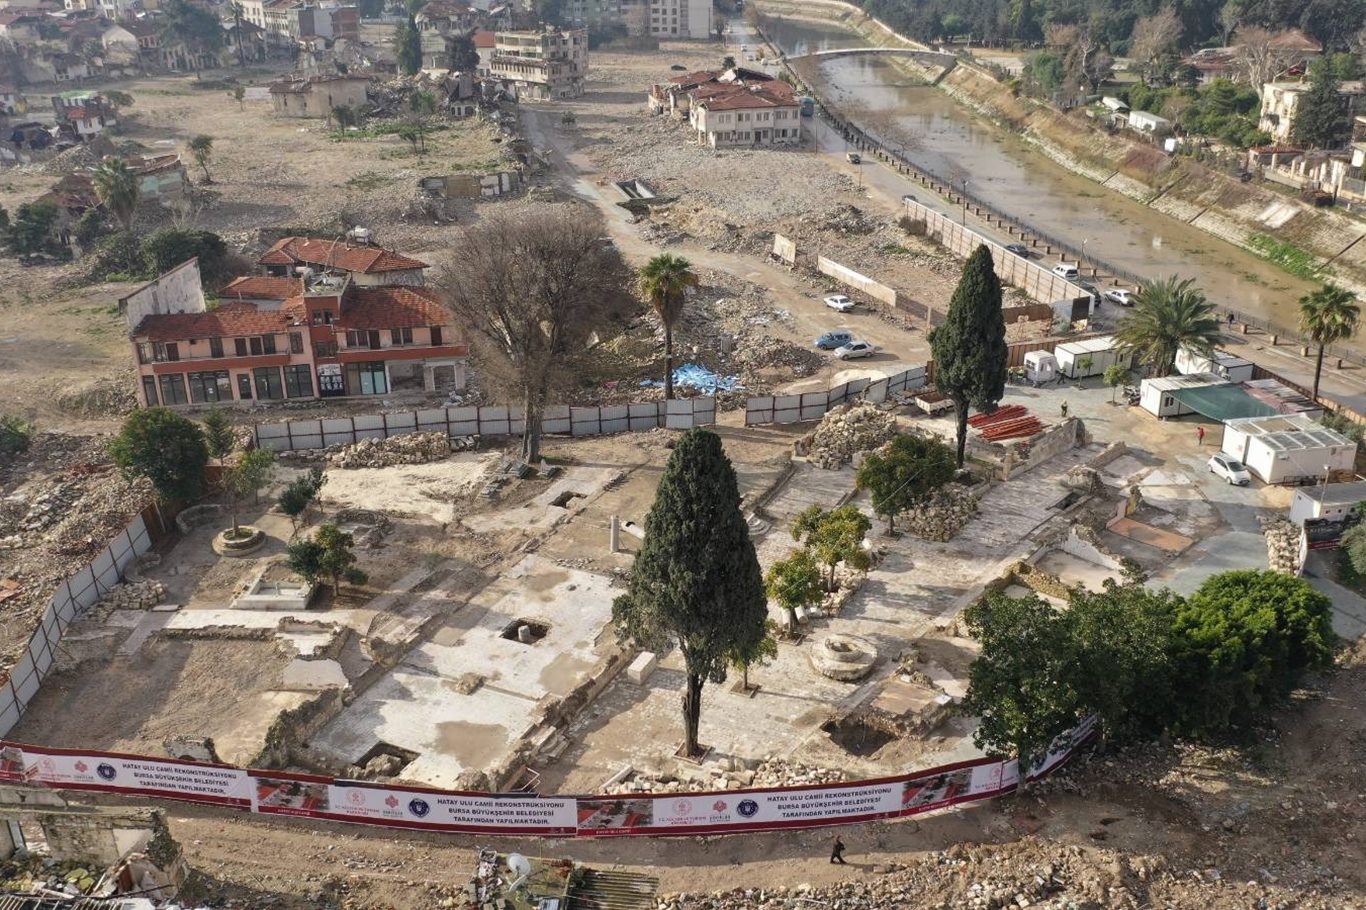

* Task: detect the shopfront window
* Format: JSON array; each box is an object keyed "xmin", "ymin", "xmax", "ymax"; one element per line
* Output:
[
  {"xmin": 253, "ymin": 366, "xmax": 284, "ymax": 400},
  {"xmin": 158, "ymin": 373, "xmax": 188, "ymax": 406},
  {"xmin": 188, "ymin": 370, "xmax": 232, "ymax": 403}
]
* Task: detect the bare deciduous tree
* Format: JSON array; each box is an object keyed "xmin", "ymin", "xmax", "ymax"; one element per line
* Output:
[
  {"xmin": 1234, "ymin": 25, "xmax": 1280, "ymax": 87},
  {"xmin": 439, "ymin": 206, "xmax": 633, "ymax": 463},
  {"xmin": 1130, "ymin": 9, "xmax": 1184, "ymax": 83},
  {"xmin": 1044, "ymin": 23, "xmax": 1077, "ymax": 49},
  {"xmin": 1218, "ymin": 0, "xmax": 1243, "ymax": 46}
]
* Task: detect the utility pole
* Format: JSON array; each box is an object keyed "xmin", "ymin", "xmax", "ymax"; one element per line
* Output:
[{"xmin": 960, "ymin": 178, "xmax": 968, "ymax": 225}]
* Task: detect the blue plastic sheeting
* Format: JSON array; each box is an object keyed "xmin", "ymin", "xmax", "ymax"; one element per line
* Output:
[{"xmin": 639, "ymin": 364, "xmax": 743, "ymax": 394}]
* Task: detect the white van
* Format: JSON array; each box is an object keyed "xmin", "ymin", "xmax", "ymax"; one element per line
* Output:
[{"xmin": 1052, "ymin": 263, "xmax": 1081, "ymax": 280}]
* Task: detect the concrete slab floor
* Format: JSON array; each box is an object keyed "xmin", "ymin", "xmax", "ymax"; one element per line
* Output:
[
  {"xmin": 308, "ymin": 555, "xmax": 619, "ymax": 788},
  {"xmin": 318, "ymin": 454, "xmax": 499, "ymax": 524}
]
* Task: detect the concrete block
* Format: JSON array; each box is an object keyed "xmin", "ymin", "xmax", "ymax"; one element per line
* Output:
[{"xmin": 626, "ymin": 651, "xmax": 657, "ymax": 685}]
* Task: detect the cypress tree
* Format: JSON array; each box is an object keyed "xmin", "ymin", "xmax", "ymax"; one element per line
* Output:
[
  {"xmin": 931, "ymin": 244, "xmax": 1008, "ymax": 466},
  {"xmin": 1291, "ymin": 59, "xmax": 1349, "ymax": 150},
  {"xmin": 612, "ymin": 429, "xmax": 767, "ymax": 758}
]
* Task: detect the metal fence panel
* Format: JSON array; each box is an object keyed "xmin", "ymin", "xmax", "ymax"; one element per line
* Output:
[
  {"xmin": 448, "ymin": 407, "xmax": 480, "ymax": 436},
  {"xmin": 664, "ymin": 399, "xmax": 693, "ymax": 429},
  {"xmin": 799, "ymin": 392, "xmax": 829, "ymax": 422},
  {"xmin": 601, "ymin": 405, "xmax": 630, "ymax": 434},
  {"xmin": 479, "ymin": 406, "xmax": 511, "ymax": 437},
  {"xmin": 416, "ymin": 408, "xmax": 448, "ymax": 429},
  {"xmin": 628, "ymin": 403, "xmax": 659, "ymax": 432},
  {"xmin": 13, "ymin": 659, "xmax": 40, "ymax": 703},
  {"xmin": 773, "ymin": 394, "xmax": 803, "ymax": 424},
  {"xmin": 693, "ymin": 398, "xmax": 716, "ymax": 427},
  {"xmin": 543, "ymin": 406, "xmax": 572, "ymax": 436},
  {"xmin": 569, "ymin": 407, "xmax": 601, "ymax": 436},
  {"xmin": 746, "ymin": 396, "xmax": 776, "ymax": 426},
  {"xmin": 0, "ymin": 700, "xmax": 20, "ymax": 737}
]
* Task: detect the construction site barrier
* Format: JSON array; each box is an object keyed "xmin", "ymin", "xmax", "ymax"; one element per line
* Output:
[
  {"xmin": 0, "ymin": 514, "xmax": 153, "ymax": 739},
  {"xmin": 0, "ymin": 717, "xmax": 1094, "ymax": 837},
  {"xmin": 745, "ymin": 367, "xmax": 928, "ymax": 426},
  {"xmin": 253, "ymin": 400, "xmax": 718, "ymax": 453}
]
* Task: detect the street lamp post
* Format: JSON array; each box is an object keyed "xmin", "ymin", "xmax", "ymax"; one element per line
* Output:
[{"xmin": 960, "ymin": 178, "xmax": 969, "ymax": 225}]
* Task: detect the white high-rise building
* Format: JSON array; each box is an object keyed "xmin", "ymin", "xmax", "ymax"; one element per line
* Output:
[{"xmin": 564, "ymin": 0, "xmax": 711, "ymax": 40}]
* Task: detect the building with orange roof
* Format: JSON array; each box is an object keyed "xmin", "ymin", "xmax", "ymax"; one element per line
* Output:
[
  {"xmin": 123, "ymin": 257, "xmax": 466, "ymax": 408},
  {"xmin": 257, "ymin": 235, "xmax": 429, "ymax": 287},
  {"xmin": 687, "ymin": 77, "xmax": 801, "ymax": 148}
]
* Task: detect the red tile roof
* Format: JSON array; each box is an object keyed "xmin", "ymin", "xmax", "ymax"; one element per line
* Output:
[
  {"xmin": 695, "ymin": 81, "xmax": 797, "ymax": 112},
  {"xmin": 669, "ymin": 69, "xmax": 719, "ymax": 86},
  {"xmin": 133, "ymin": 301, "xmax": 306, "ymax": 342},
  {"xmin": 221, "ymin": 276, "xmax": 305, "ymax": 300},
  {"xmin": 473, "ymin": 28, "xmax": 496, "ymax": 47},
  {"xmin": 338, "ymin": 286, "xmax": 449, "ymax": 330},
  {"xmin": 259, "ymin": 237, "xmax": 427, "ymax": 273}
]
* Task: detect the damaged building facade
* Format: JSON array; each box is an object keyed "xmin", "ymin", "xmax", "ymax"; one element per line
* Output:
[
  {"xmin": 122, "ymin": 241, "xmax": 466, "ymax": 408},
  {"xmin": 269, "ymin": 72, "xmax": 371, "ymax": 118},
  {"xmin": 489, "ymin": 27, "xmax": 588, "ymax": 100}
]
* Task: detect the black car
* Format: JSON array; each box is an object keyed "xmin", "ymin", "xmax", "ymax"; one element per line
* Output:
[{"xmin": 1004, "ymin": 243, "xmax": 1030, "ymax": 257}]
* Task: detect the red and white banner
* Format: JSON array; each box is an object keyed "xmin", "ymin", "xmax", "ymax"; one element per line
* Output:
[{"xmin": 0, "ymin": 717, "xmax": 1096, "ymax": 839}]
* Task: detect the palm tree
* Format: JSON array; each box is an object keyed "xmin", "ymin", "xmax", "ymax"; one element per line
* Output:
[
  {"xmin": 1114, "ymin": 275, "xmax": 1221, "ymax": 378},
  {"xmin": 1299, "ymin": 284, "xmax": 1361, "ymax": 400},
  {"xmin": 638, "ymin": 253, "xmax": 697, "ymax": 400},
  {"xmin": 230, "ymin": 1, "xmax": 247, "ymax": 67},
  {"xmin": 91, "ymin": 158, "xmax": 141, "ymax": 232}
]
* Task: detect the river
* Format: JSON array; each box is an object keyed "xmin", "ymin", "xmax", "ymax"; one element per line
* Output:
[{"xmin": 754, "ymin": 14, "xmax": 1321, "ymax": 332}]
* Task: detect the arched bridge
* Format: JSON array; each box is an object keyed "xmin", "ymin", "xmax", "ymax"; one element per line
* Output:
[{"xmin": 786, "ymin": 47, "xmax": 959, "ymax": 71}]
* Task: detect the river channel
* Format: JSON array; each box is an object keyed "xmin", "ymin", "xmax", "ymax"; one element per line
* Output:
[{"xmin": 756, "ymin": 14, "xmax": 1320, "ymax": 332}]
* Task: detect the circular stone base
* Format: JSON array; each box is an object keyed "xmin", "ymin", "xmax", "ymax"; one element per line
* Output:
[
  {"xmin": 212, "ymin": 526, "xmax": 266, "ymax": 557},
  {"xmin": 809, "ymin": 633, "xmax": 878, "ymax": 681}
]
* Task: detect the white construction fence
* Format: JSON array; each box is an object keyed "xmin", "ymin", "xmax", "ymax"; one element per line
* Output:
[{"xmin": 745, "ymin": 366, "xmax": 927, "ymax": 426}]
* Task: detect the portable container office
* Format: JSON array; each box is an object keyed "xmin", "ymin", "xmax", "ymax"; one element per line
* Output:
[
  {"xmin": 1139, "ymin": 373, "xmax": 1228, "ymax": 418},
  {"xmin": 1220, "ymin": 414, "xmax": 1355, "ymax": 484},
  {"xmin": 1024, "ymin": 350, "xmax": 1058, "ymax": 385},
  {"xmin": 1174, "ymin": 346, "xmax": 1255, "ymax": 383},
  {"xmin": 1053, "ymin": 336, "xmax": 1128, "ymax": 379}
]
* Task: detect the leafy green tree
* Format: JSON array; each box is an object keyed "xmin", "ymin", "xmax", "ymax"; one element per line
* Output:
[
  {"xmin": 73, "ymin": 209, "xmax": 107, "ymax": 249},
  {"xmin": 221, "ymin": 448, "xmax": 274, "ymax": 536},
  {"xmin": 279, "ymin": 467, "xmax": 327, "ymax": 530},
  {"xmin": 1066, "ymin": 581, "xmax": 1179, "ymax": 744},
  {"xmin": 1298, "ymin": 284, "xmax": 1360, "ymax": 399},
  {"xmin": 201, "ymin": 409, "xmax": 236, "ymax": 464},
  {"xmin": 1114, "ymin": 275, "xmax": 1221, "ymax": 378},
  {"xmin": 764, "ymin": 548, "xmax": 823, "ymax": 636},
  {"xmin": 92, "ymin": 158, "xmax": 141, "ymax": 233},
  {"xmin": 157, "ymin": 0, "xmax": 225, "ymax": 74},
  {"xmin": 855, "ymin": 433, "xmax": 955, "ymax": 532},
  {"xmin": 1023, "ymin": 50, "xmax": 1065, "ymax": 95},
  {"xmin": 330, "ymin": 104, "xmax": 360, "ymax": 136},
  {"xmin": 1292, "ymin": 57, "xmax": 1351, "ymax": 150},
  {"xmin": 6, "ymin": 201, "xmax": 60, "ymax": 255},
  {"xmin": 109, "ymin": 407, "xmax": 209, "ymax": 503},
  {"xmin": 104, "ymin": 90, "xmax": 135, "ymax": 111},
  {"xmin": 232, "ymin": 85, "xmax": 246, "ymax": 109},
  {"xmin": 792, "ymin": 504, "xmax": 872, "ymax": 591},
  {"xmin": 1169, "ymin": 570, "xmax": 1335, "ymax": 736},
  {"xmin": 142, "ymin": 229, "xmax": 229, "ymax": 282},
  {"xmin": 288, "ymin": 523, "xmax": 368, "ymax": 592},
  {"xmin": 612, "ymin": 429, "xmax": 767, "ymax": 757},
  {"xmin": 447, "ymin": 31, "xmax": 480, "ymax": 72},
  {"xmin": 1008, "ymin": 0, "xmax": 1041, "ymax": 42},
  {"xmin": 1103, "ymin": 363, "xmax": 1128, "ymax": 403},
  {"xmin": 637, "ymin": 253, "xmax": 697, "ymax": 400},
  {"xmin": 395, "ymin": 14, "xmax": 422, "ymax": 75},
  {"xmin": 960, "ymin": 592, "xmax": 1080, "ymax": 775},
  {"xmin": 722, "ymin": 54, "xmax": 737, "ymax": 70},
  {"xmin": 728, "ymin": 620, "xmax": 779, "ymax": 692},
  {"xmin": 187, "ymin": 135, "xmax": 214, "ymax": 184},
  {"xmin": 0, "ymin": 415, "xmax": 35, "ymax": 456},
  {"xmin": 931, "ymin": 244, "xmax": 1008, "ymax": 466}
]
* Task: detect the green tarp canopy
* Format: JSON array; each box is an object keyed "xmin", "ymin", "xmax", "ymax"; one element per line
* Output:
[{"xmin": 1171, "ymin": 384, "xmax": 1278, "ymax": 421}]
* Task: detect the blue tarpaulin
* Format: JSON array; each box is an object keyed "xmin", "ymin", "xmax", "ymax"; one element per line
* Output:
[{"xmin": 639, "ymin": 364, "xmax": 743, "ymax": 395}]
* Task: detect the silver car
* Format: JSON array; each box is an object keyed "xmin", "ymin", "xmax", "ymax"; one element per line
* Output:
[
  {"xmin": 1208, "ymin": 454, "xmax": 1251, "ymax": 485},
  {"xmin": 834, "ymin": 340, "xmax": 876, "ymax": 360}
]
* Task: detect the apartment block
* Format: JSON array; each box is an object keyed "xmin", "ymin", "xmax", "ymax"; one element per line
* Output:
[{"xmin": 489, "ymin": 28, "xmax": 588, "ymax": 100}]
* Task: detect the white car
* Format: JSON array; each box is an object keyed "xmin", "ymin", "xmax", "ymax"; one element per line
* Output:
[
  {"xmin": 824, "ymin": 295, "xmax": 856, "ymax": 312},
  {"xmin": 1208, "ymin": 454, "xmax": 1251, "ymax": 486},
  {"xmin": 834, "ymin": 340, "xmax": 876, "ymax": 360},
  {"xmin": 1052, "ymin": 263, "xmax": 1081, "ymax": 280},
  {"xmin": 1104, "ymin": 288, "xmax": 1134, "ymax": 306}
]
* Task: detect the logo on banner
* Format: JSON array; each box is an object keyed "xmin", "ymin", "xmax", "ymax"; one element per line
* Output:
[
  {"xmin": 737, "ymin": 799, "xmax": 759, "ymax": 818},
  {"xmin": 408, "ymin": 798, "xmax": 431, "ymax": 817},
  {"xmin": 346, "ymin": 790, "xmax": 365, "ymax": 806},
  {"xmin": 96, "ymin": 763, "xmax": 117, "ymax": 781},
  {"xmin": 712, "ymin": 800, "xmax": 728, "ymax": 813},
  {"xmin": 74, "ymin": 761, "xmax": 88, "ymax": 773},
  {"xmin": 385, "ymin": 796, "xmax": 399, "ymax": 808},
  {"xmin": 672, "ymin": 799, "xmax": 692, "ymax": 816}
]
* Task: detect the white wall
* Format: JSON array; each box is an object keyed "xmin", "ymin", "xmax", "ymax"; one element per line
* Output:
[{"xmin": 120, "ymin": 258, "xmax": 205, "ymax": 333}]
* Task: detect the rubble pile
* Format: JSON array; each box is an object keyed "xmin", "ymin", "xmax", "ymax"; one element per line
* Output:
[
  {"xmin": 86, "ymin": 579, "xmax": 167, "ymax": 619},
  {"xmin": 1260, "ymin": 516, "xmax": 1302, "ymax": 575},
  {"xmin": 0, "ymin": 854, "xmax": 103, "ymax": 897},
  {"xmin": 795, "ymin": 403, "xmax": 899, "ymax": 469},
  {"xmin": 610, "ymin": 757, "xmax": 846, "ymax": 795},
  {"xmin": 55, "ymin": 374, "xmax": 139, "ymax": 418},
  {"xmin": 902, "ymin": 485, "xmax": 980, "ymax": 542},
  {"xmin": 817, "ymin": 203, "xmax": 878, "ymax": 235},
  {"xmin": 729, "ymin": 334, "xmax": 825, "ymax": 378},
  {"xmin": 328, "ymin": 432, "xmax": 452, "ymax": 469}
]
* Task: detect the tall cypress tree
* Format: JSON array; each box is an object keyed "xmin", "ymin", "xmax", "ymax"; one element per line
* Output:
[
  {"xmin": 1291, "ymin": 59, "xmax": 1349, "ymax": 150},
  {"xmin": 612, "ymin": 429, "xmax": 767, "ymax": 758},
  {"xmin": 931, "ymin": 244, "xmax": 1008, "ymax": 466}
]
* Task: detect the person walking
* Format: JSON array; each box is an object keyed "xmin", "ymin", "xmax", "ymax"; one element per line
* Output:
[
  {"xmin": 1060, "ymin": 400, "xmax": 1069, "ymax": 418},
  {"xmin": 830, "ymin": 835, "xmax": 848, "ymax": 865},
  {"xmin": 1197, "ymin": 425, "xmax": 1206, "ymax": 446}
]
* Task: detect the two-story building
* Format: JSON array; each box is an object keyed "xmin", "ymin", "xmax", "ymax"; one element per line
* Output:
[
  {"xmin": 125, "ymin": 256, "xmax": 466, "ymax": 408},
  {"xmin": 489, "ymin": 28, "xmax": 587, "ymax": 100},
  {"xmin": 269, "ymin": 72, "xmax": 371, "ymax": 118},
  {"xmin": 687, "ymin": 78, "xmax": 800, "ymax": 148},
  {"xmin": 256, "ymin": 235, "xmax": 427, "ymax": 285},
  {"xmin": 1260, "ymin": 79, "xmax": 1364, "ymax": 147}
]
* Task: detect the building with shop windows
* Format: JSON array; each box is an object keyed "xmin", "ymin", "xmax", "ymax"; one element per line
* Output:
[{"xmin": 122, "ymin": 254, "xmax": 466, "ymax": 408}]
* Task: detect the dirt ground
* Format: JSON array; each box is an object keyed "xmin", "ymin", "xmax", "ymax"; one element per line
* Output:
[{"xmin": 68, "ymin": 651, "xmax": 1364, "ymax": 910}]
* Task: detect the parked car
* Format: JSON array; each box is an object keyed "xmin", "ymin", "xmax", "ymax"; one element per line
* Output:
[
  {"xmin": 670, "ymin": 64, "xmax": 687, "ymax": 71},
  {"xmin": 1208, "ymin": 454, "xmax": 1251, "ymax": 486},
  {"xmin": 1104, "ymin": 288, "xmax": 1134, "ymax": 306},
  {"xmin": 901, "ymin": 193, "xmax": 917, "ymax": 204},
  {"xmin": 1004, "ymin": 243, "xmax": 1030, "ymax": 258},
  {"xmin": 834, "ymin": 340, "xmax": 877, "ymax": 360},
  {"xmin": 815, "ymin": 330, "xmax": 854, "ymax": 350},
  {"xmin": 1052, "ymin": 263, "xmax": 1081, "ymax": 280},
  {"xmin": 846, "ymin": 152, "xmax": 861, "ymax": 164},
  {"xmin": 824, "ymin": 294, "xmax": 856, "ymax": 312}
]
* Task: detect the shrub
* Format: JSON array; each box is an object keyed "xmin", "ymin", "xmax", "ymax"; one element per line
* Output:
[{"xmin": 0, "ymin": 415, "xmax": 35, "ymax": 455}]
